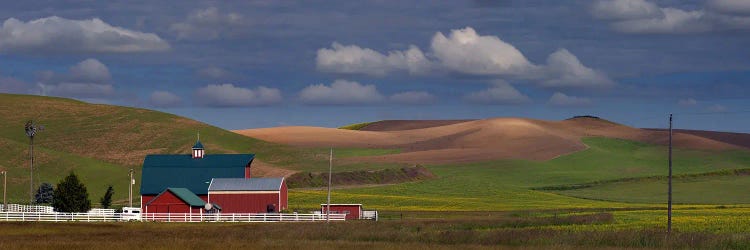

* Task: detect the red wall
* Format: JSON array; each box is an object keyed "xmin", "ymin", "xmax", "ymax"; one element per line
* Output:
[
  {"xmin": 208, "ymin": 180, "xmax": 288, "ymax": 213},
  {"xmin": 210, "ymin": 193, "xmax": 280, "ymax": 213},
  {"xmin": 280, "ymin": 181, "xmax": 288, "ymax": 211},
  {"xmin": 321, "ymin": 205, "xmax": 361, "ymax": 220},
  {"xmin": 142, "ymin": 194, "xmax": 208, "ymax": 211},
  {"xmin": 143, "ymin": 191, "xmax": 202, "ymax": 214}
]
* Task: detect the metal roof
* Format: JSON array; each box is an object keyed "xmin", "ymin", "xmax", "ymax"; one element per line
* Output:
[
  {"xmin": 209, "ymin": 178, "xmax": 284, "ymax": 191},
  {"xmin": 146, "ymin": 188, "xmax": 206, "ymax": 207},
  {"xmin": 140, "ymin": 154, "xmax": 254, "ymax": 195},
  {"xmin": 192, "ymin": 140, "xmax": 204, "ymax": 149}
]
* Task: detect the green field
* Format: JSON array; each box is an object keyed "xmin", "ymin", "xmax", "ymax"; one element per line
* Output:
[{"xmin": 289, "ymin": 137, "xmax": 750, "ymax": 211}]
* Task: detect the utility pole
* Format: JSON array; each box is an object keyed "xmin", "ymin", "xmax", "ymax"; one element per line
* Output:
[
  {"xmin": 668, "ymin": 114, "xmax": 673, "ymax": 234},
  {"xmin": 326, "ymin": 147, "xmax": 333, "ymax": 223},
  {"xmin": 1, "ymin": 171, "xmax": 6, "ymax": 212},
  {"xmin": 129, "ymin": 168, "xmax": 134, "ymax": 207}
]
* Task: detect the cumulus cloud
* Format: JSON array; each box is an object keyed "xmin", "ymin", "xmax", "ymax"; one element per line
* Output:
[
  {"xmin": 70, "ymin": 58, "xmax": 111, "ymax": 83},
  {"xmin": 195, "ymin": 84, "xmax": 282, "ymax": 107},
  {"xmin": 709, "ymin": 0, "xmax": 750, "ymax": 15},
  {"xmin": 170, "ymin": 7, "xmax": 247, "ymax": 40},
  {"xmin": 678, "ymin": 98, "xmax": 698, "ymax": 106},
  {"xmin": 592, "ymin": 0, "xmax": 750, "ymax": 34},
  {"xmin": 316, "ymin": 43, "xmax": 430, "ymax": 76},
  {"xmin": 149, "ymin": 91, "xmax": 182, "ymax": 108},
  {"xmin": 316, "ymin": 27, "xmax": 614, "ymax": 89},
  {"xmin": 541, "ymin": 49, "xmax": 616, "ymax": 88},
  {"xmin": 430, "ymin": 27, "xmax": 534, "ymax": 75},
  {"xmin": 548, "ymin": 92, "xmax": 593, "ymax": 107},
  {"xmin": 464, "ymin": 81, "xmax": 531, "ymax": 105},
  {"xmin": 299, "ymin": 79, "xmax": 384, "ymax": 105},
  {"xmin": 0, "ymin": 16, "xmax": 169, "ymax": 54},
  {"xmin": 36, "ymin": 58, "xmax": 116, "ymax": 98},
  {"xmin": 389, "ymin": 91, "xmax": 436, "ymax": 105}
]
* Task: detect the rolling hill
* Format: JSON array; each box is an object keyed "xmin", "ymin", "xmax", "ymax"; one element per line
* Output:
[
  {"xmin": 0, "ymin": 94, "xmax": 320, "ymax": 205},
  {"xmin": 235, "ymin": 117, "xmax": 745, "ymax": 164}
]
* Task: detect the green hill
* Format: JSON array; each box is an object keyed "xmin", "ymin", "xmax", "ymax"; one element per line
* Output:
[{"xmin": 0, "ymin": 94, "xmax": 323, "ymax": 205}]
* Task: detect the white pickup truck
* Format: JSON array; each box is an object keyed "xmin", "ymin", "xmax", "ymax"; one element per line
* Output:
[{"xmin": 120, "ymin": 207, "xmax": 142, "ymax": 221}]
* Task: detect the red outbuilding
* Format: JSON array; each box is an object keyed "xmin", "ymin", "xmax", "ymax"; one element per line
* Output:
[
  {"xmin": 321, "ymin": 204, "xmax": 362, "ymax": 220},
  {"xmin": 208, "ymin": 178, "xmax": 287, "ymax": 213},
  {"xmin": 144, "ymin": 188, "xmax": 206, "ymax": 214}
]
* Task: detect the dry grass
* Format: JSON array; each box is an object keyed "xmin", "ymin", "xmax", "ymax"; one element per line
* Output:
[{"xmin": 0, "ymin": 212, "xmax": 747, "ymax": 249}]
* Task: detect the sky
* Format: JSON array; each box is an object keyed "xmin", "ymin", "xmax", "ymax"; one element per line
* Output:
[{"xmin": 0, "ymin": 0, "xmax": 749, "ymax": 132}]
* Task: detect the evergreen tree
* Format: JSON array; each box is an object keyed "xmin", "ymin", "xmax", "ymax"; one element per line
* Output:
[
  {"xmin": 52, "ymin": 172, "xmax": 91, "ymax": 213},
  {"xmin": 100, "ymin": 185, "xmax": 114, "ymax": 209},
  {"xmin": 34, "ymin": 182, "xmax": 54, "ymax": 204}
]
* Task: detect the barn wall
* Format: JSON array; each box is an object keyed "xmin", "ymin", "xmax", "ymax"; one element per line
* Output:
[
  {"xmin": 322, "ymin": 205, "xmax": 361, "ymax": 220},
  {"xmin": 209, "ymin": 192, "xmax": 281, "ymax": 213},
  {"xmin": 280, "ymin": 181, "xmax": 288, "ymax": 211},
  {"xmin": 144, "ymin": 191, "xmax": 202, "ymax": 214},
  {"xmin": 141, "ymin": 195, "xmax": 156, "ymax": 211}
]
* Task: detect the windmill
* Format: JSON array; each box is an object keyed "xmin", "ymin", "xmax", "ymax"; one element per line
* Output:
[{"xmin": 25, "ymin": 120, "xmax": 43, "ymax": 205}]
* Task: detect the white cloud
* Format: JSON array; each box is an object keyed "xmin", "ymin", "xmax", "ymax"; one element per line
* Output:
[
  {"xmin": 612, "ymin": 8, "xmax": 711, "ymax": 34},
  {"xmin": 706, "ymin": 104, "xmax": 728, "ymax": 112},
  {"xmin": 592, "ymin": 0, "xmax": 750, "ymax": 34},
  {"xmin": 195, "ymin": 84, "xmax": 282, "ymax": 107},
  {"xmin": 0, "ymin": 16, "xmax": 169, "ymax": 53},
  {"xmin": 542, "ymin": 49, "xmax": 616, "ymax": 88},
  {"xmin": 430, "ymin": 27, "xmax": 534, "ymax": 75},
  {"xmin": 170, "ymin": 7, "xmax": 247, "ymax": 40},
  {"xmin": 464, "ymin": 81, "xmax": 531, "ymax": 105},
  {"xmin": 315, "ymin": 27, "xmax": 614, "ymax": 89},
  {"xmin": 36, "ymin": 58, "xmax": 116, "ymax": 98},
  {"xmin": 678, "ymin": 98, "xmax": 698, "ymax": 106},
  {"xmin": 591, "ymin": 0, "xmax": 661, "ymax": 20},
  {"xmin": 548, "ymin": 92, "xmax": 592, "ymax": 107},
  {"xmin": 709, "ymin": 0, "xmax": 750, "ymax": 15},
  {"xmin": 149, "ymin": 91, "xmax": 182, "ymax": 108},
  {"xmin": 316, "ymin": 43, "xmax": 430, "ymax": 76},
  {"xmin": 299, "ymin": 79, "xmax": 384, "ymax": 105},
  {"xmin": 390, "ymin": 91, "xmax": 436, "ymax": 105},
  {"xmin": 70, "ymin": 58, "xmax": 111, "ymax": 83}
]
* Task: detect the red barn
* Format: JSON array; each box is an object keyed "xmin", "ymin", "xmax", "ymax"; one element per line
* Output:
[
  {"xmin": 144, "ymin": 188, "xmax": 206, "ymax": 214},
  {"xmin": 321, "ymin": 204, "xmax": 362, "ymax": 220},
  {"xmin": 208, "ymin": 178, "xmax": 287, "ymax": 213},
  {"xmin": 140, "ymin": 139, "xmax": 254, "ymax": 212}
]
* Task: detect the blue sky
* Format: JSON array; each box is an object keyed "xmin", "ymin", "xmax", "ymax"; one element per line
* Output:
[{"xmin": 0, "ymin": 0, "xmax": 749, "ymax": 131}]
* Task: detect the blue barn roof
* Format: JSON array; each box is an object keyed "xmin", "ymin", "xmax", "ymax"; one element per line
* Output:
[{"xmin": 140, "ymin": 154, "xmax": 254, "ymax": 195}]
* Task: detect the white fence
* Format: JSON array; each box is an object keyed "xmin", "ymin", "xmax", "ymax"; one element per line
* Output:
[
  {"xmin": 0, "ymin": 204, "xmax": 54, "ymax": 213},
  {"xmin": 0, "ymin": 212, "xmax": 346, "ymax": 223}
]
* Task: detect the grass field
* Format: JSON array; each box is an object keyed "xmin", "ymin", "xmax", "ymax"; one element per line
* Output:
[
  {"xmin": 288, "ymin": 137, "xmax": 750, "ymax": 211},
  {"xmin": 0, "ymin": 94, "xmax": 348, "ymax": 204},
  {"xmin": 1, "ymin": 208, "xmax": 748, "ymax": 249}
]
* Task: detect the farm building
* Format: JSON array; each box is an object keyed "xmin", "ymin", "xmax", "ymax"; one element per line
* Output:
[
  {"xmin": 321, "ymin": 204, "xmax": 362, "ymax": 220},
  {"xmin": 208, "ymin": 178, "xmax": 287, "ymax": 213},
  {"xmin": 140, "ymin": 139, "xmax": 287, "ymax": 214},
  {"xmin": 143, "ymin": 188, "xmax": 207, "ymax": 214}
]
